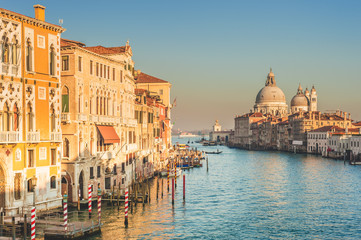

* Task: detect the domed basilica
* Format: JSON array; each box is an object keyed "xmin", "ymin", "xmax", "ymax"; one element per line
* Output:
[{"xmin": 254, "ymin": 69, "xmax": 317, "ymax": 116}]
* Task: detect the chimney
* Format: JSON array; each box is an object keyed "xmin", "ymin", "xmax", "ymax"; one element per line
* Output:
[
  {"xmin": 34, "ymin": 5, "xmax": 46, "ymax": 21},
  {"xmin": 344, "ymin": 112, "xmax": 347, "ymax": 121}
]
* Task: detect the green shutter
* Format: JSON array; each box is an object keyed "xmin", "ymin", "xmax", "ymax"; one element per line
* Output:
[{"xmin": 62, "ymin": 95, "xmax": 69, "ymax": 112}]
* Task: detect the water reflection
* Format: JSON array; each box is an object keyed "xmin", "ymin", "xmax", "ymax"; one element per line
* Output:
[{"xmin": 87, "ymin": 138, "xmax": 361, "ymax": 239}]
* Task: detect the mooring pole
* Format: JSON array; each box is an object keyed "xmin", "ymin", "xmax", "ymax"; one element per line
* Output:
[
  {"xmin": 125, "ymin": 188, "xmax": 129, "ymax": 227},
  {"xmin": 63, "ymin": 193, "xmax": 68, "ymax": 232},
  {"xmin": 88, "ymin": 184, "xmax": 92, "ymax": 219},
  {"xmin": 167, "ymin": 163, "xmax": 170, "ymax": 192},
  {"xmin": 183, "ymin": 174, "xmax": 185, "ymax": 202},
  {"xmin": 98, "ymin": 185, "xmax": 102, "ymax": 225},
  {"xmin": 172, "ymin": 178, "xmax": 175, "ymax": 206}
]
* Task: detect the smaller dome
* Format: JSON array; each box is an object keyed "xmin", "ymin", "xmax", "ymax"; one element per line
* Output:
[{"xmin": 291, "ymin": 94, "xmax": 309, "ymax": 107}]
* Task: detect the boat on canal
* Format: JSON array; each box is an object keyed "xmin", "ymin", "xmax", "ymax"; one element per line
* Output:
[{"xmin": 205, "ymin": 149, "xmax": 222, "ymax": 154}]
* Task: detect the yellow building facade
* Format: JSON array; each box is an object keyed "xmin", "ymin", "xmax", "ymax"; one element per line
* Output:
[{"xmin": 0, "ymin": 6, "xmax": 65, "ymax": 214}]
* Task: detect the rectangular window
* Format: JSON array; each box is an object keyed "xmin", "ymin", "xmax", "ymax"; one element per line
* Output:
[
  {"xmin": 104, "ymin": 65, "xmax": 106, "ymax": 78},
  {"xmin": 108, "ymin": 66, "xmax": 110, "ymax": 79},
  {"xmin": 100, "ymin": 64, "xmax": 103, "ymax": 77},
  {"xmin": 78, "ymin": 56, "xmax": 82, "ymax": 72},
  {"xmin": 28, "ymin": 150, "xmax": 34, "ymax": 168},
  {"xmin": 120, "ymin": 70, "xmax": 123, "ymax": 82},
  {"xmin": 62, "ymin": 56, "xmax": 69, "ymax": 71},
  {"xmin": 50, "ymin": 176, "xmax": 56, "ymax": 189},
  {"xmin": 97, "ymin": 166, "xmax": 101, "ymax": 178},
  {"xmin": 90, "ymin": 167, "xmax": 94, "ymax": 179},
  {"xmin": 105, "ymin": 177, "xmax": 111, "ymax": 189},
  {"xmin": 159, "ymin": 89, "xmax": 163, "ymax": 95},
  {"xmin": 113, "ymin": 68, "xmax": 115, "ymax": 81},
  {"xmin": 96, "ymin": 62, "xmax": 99, "ymax": 76},
  {"xmin": 122, "ymin": 162, "xmax": 125, "ymax": 173},
  {"xmin": 90, "ymin": 60, "xmax": 93, "ymax": 75},
  {"xmin": 51, "ymin": 149, "xmax": 56, "ymax": 165}
]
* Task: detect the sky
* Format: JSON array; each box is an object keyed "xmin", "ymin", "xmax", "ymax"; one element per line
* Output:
[{"xmin": 3, "ymin": 0, "xmax": 361, "ymax": 131}]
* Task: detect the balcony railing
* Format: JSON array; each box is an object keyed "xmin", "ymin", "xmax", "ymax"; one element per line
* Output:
[
  {"xmin": 50, "ymin": 132, "xmax": 62, "ymax": 142},
  {"xmin": 78, "ymin": 113, "xmax": 87, "ymax": 122},
  {"xmin": 0, "ymin": 131, "xmax": 21, "ymax": 143},
  {"xmin": 97, "ymin": 151, "xmax": 114, "ymax": 160},
  {"xmin": 1, "ymin": 63, "xmax": 9, "ymax": 74},
  {"xmin": 26, "ymin": 131, "xmax": 40, "ymax": 142},
  {"xmin": 98, "ymin": 116, "xmax": 115, "ymax": 124},
  {"xmin": 61, "ymin": 113, "xmax": 70, "ymax": 122},
  {"xmin": 12, "ymin": 65, "xmax": 19, "ymax": 75},
  {"xmin": 89, "ymin": 115, "xmax": 98, "ymax": 122}
]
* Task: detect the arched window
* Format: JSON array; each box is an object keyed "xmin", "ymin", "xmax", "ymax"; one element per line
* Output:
[
  {"xmin": 61, "ymin": 86, "xmax": 69, "ymax": 112},
  {"xmin": 26, "ymin": 38, "xmax": 33, "ymax": 71},
  {"xmin": 63, "ymin": 138, "xmax": 70, "ymax": 158},
  {"xmin": 11, "ymin": 37, "xmax": 18, "ymax": 65},
  {"xmin": 1, "ymin": 35, "xmax": 9, "ymax": 63},
  {"xmin": 50, "ymin": 104, "xmax": 56, "ymax": 132},
  {"xmin": 3, "ymin": 102, "xmax": 10, "ymax": 131},
  {"xmin": 13, "ymin": 103, "xmax": 19, "ymax": 131},
  {"xmin": 49, "ymin": 44, "xmax": 55, "ymax": 76},
  {"xmin": 50, "ymin": 176, "xmax": 56, "ymax": 189},
  {"xmin": 27, "ymin": 102, "xmax": 34, "ymax": 131}
]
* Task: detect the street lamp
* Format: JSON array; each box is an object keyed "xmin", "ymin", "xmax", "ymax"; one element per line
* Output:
[{"xmin": 32, "ymin": 175, "xmax": 38, "ymax": 207}]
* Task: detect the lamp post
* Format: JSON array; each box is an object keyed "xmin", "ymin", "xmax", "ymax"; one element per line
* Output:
[{"xmin": 32, "ymin": 175, "xmax": 37, "ymax": 207}]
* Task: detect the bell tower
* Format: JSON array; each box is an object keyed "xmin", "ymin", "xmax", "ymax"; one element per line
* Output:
[
  {"xmin": 213, "ymin": 120, "xmax": 221, "ymax": 132},
  {"xmin": 310, "ymin": 85, "xmax": 317, "ymax": 111}
]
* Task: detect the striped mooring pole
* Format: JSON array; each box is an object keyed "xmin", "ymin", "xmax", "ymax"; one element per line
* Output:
[
  {"xmin": 125, "ymin": 188, "xmax": 129, "ymax": 227},
  {"xmin": 167, "ymin": 163, "xmax": 170, "ymax": 192},
  {"xmin": 63, "ymin": 193, "xmax": 68, "ymax": 232},
  {"xmin": 88, "ymin": 184, "xmax": 92, "ymax": 219},
  {"xmin": 175, "ymin": 160, "xmax": 177, "ymax": 188},
  {"xmin": 97, "ymin": 186, "xmax": 101, "ymax": 225},
  {"xmin": 31, "ymin": 207, "xmax": 36, "ymax": 240}
]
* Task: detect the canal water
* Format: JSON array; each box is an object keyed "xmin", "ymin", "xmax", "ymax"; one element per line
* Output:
[{"xmin": 89, "ymin": 137, "xmax": 361, "ymax": 239}]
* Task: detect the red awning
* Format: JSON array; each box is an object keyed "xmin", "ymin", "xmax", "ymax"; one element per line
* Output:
[{"xmin": 96, "ymin": 125, "xmax": 120, "ymax": 144}]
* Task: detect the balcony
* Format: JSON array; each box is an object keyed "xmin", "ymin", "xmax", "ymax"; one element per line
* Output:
[
  {"xmin": 0, "ymin": 131, "xmax": 21, "ymax": 143},
  {"xmin": 61, "ymin": 113, "xmax": 70, "ymax": 123},
  {"xmin": 124, "ymin": 118, "xmax": 137, "ymax": 127},
  {"xmin": 26, "ymin": 131, "xmax": 40, "ymax": 142},
  {"xmin": 98, "ymin": 116, "xmax": 115, "ymax": 125},
  {"xmin": 126, "ymin": 143, "xmax": 138, "ymax": 152},
  {"xmin": 89, "ymin": 115, "xmax": 98, "ymax": 122},
  {"xmin": 78, "ymin": 113, "xmax": 87, "ymax": 122},
  {"xmin": 97, "ymin": 151, "xmax": 114, "ymax": 160},
  {"xmin": 1, "ymin": 63, "xmax": 9, "ymax": 74},
  {"xmin": 12, "ymin": 65, "xmax": 19, "ymax": 75},
  {"xmin": 50, "ymin": 132, "xmax": 62, "ymax": 142}
]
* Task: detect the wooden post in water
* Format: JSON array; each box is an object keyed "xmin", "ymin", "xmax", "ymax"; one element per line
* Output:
[
  {"xmin": 12, "ymin": 216, "xmax": 15, "ymax": 240},
  {"xmin": 117, "ymin": 185, "xmax": 120, "ymax": 210},
  {"xmin": 172, "ymin": 178, "xmax": 175, "ymax": 206},
  {"xmin": 161, "ymin": 178, "xmax": 164, "ymax": 198},
  {"xmin": 156, "ymin": 179, "xmax": 159, "ymax": 200},
  {"xmin": 0, "ymin": 212, "xmax": 3, "ymax": 236},
  {"xmin": 167, "ymin": 163, "xmax": 170, "ymax": 192},
  {"xmin": 206, "ymin": 157, "xmax": 209, "ymax": 172},
  {"xmin": 147, "ymin": 178, "xmax": 150, "ymax": 203},
  {"xmin": 142, "ymin": 182, "xmax": 145, "ymax": 206},
  {"xmin": 77, "ymin": 187, "xmax": 80, "ymax": 211},
  {"xmin": 183, "ymin": 174, "xmax": 185, "ymax": 202},
  {"xmin": 23, "ymin": 214, "xmax": 27, "ymax": 240}
]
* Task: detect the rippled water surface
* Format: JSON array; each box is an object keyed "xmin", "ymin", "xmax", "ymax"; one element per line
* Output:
[{"xmin": 89, "ymin": 138, "xmax": 361, "ymax": 239}]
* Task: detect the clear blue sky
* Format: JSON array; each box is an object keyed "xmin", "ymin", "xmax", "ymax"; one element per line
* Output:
[{"xmin": 4, "ymin": 0, "xmax": 361, "ymax": 130}]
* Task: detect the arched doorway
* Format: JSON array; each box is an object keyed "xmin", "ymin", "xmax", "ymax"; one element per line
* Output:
[
  {"xmin": 79, "ymin": 171, "xmax": 84, "ymax": 200},
  {"xmin": 225, "ymin": 136, "xmax": 229, "ymax": 143},
  {"xmin": 61, "ymin": 172, "xmax": 73, "ymax": 202},
  {"xmin": 0, "ymin": 166, "xmax": 5, "ymax": 211}
]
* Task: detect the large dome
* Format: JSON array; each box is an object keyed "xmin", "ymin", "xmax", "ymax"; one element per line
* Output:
[
  {"xmin": 255, "ymin": 86, "xmax": 286, "ymax": 104},
  {"xmin": 291, "ymin": 94, "xmax": 308, "ymax": 107}
]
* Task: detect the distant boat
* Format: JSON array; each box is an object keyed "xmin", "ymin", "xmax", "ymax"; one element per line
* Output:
[
  {"xmin": 179, "ymin": 133, "xmax": 198, "ymax": 138},
  {"xmin": 205, "ymin": 150, "xmax": 222, "ymax": 154}
]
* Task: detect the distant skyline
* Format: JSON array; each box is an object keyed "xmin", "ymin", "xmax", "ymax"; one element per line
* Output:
[{"xmin": 4, "ymin": 0, "xmax": 361, "ymax": 130}]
